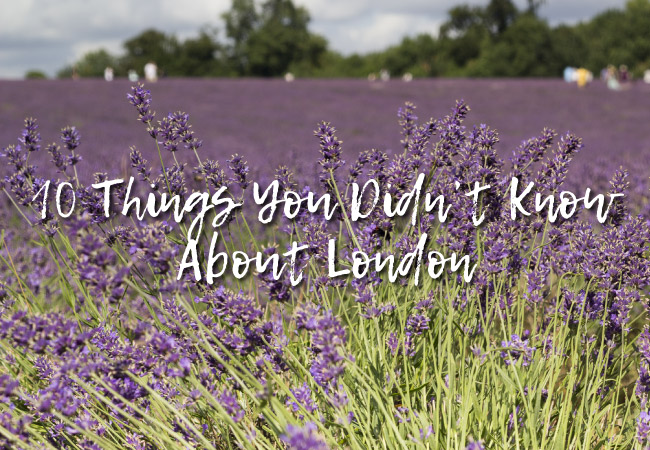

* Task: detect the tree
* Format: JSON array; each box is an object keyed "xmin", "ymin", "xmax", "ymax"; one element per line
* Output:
[
  {"xmin": 438, "ymin": 6, "xmax": 489, "ymax": 71},
  {"xmin": 484, "ymin": 0, "xmax": 519, "ymax": 35},
  {"xmin": 221, "ymin": 0, "xmax": 327, "ymax": 76},
  {"xmin": 222, "ymin": 0, "xmax": 259, "ymax": 72},
  {"xmin": 437, "ymin": 0, "xmax": 519, "ymax": 73},
  {"xmin": 177, "ymin": 28, "xmax": 226, "ymax": 76},
  {"xmin": 120, "ymin": 29, "xmax": 180, "ymax": 76},
  {"xmin": 24, "ymin": 70, "xmax": 47, "ymax": 80},
  {"xmin": 73, "ymin": 49, "xmax": 117, "ymax": 77},
  {"xmin": 471, "ymin": 14, "xmax": 556, "ymax": 76},
  {"xmin": 550, "ymin": 25, "xmax": 588, "ymax": 70},
  {"xmin": 439, "ymin": 5, "xmax": 485, "ymax": 39},
  {"xmin": 577, "ymin": 0, "xmax": 650, "ymax": 75},
  {"xmin": 525, "ymin": 0, "xmax": 546, "ymax": 15},
  {"xmin": 374, "ymin": 34, "xmax": 437, "ymax": 77}
]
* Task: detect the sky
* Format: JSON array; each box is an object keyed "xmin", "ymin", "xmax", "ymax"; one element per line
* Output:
[{"xmin": 0, "ymin": 0, "xmax": 627, "ymax": 79}]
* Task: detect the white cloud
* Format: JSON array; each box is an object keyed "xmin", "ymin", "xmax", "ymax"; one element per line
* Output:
[
  {"xmin": 70, "ymin": 40, "xmax": 124, "ymax": 61},
  {"xmin": 317, "ymin": 12, "xmax": 442, "ymax": 54},
  {"xmin": 298, "ymin": 0, "xmax": 372, "ymax": 21}
]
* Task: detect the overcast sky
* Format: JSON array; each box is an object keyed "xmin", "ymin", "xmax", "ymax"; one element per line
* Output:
[{"xmin": 0, "ymin": 0, "xmax": 627, "ymax": 79}]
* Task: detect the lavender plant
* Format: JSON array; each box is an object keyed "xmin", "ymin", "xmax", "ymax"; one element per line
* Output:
[{"xmin": 0, "ymin": 83, "xmax": 648, "ymax": 449}]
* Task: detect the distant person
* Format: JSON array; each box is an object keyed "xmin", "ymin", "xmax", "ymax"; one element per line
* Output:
[
  {"xmin": 72, "ymin": 65, "xmax": 79, "ymax": 81},
  {"xmin": 600, "ymin": 67, "xmax": 609, "ymax": 81},
  {"xmin": 575, "ymin": 67, "xmax": 590, "ymax": 88},
  {"xmin": 379, "ymin": 69, "xmax": 390, "ymax": 82},
  {"xmin": 104, "ymin": 67, "xmax": 114, "ymax": 82},
  {"xmin": 619, "ymin": 65, "xmax": 630, "ymax": 83},
  {"xmin": 563, "ymin": 66, "xmax": 576, "ymax": 83},
  {"xmin": 284, "ymin": 72, "xmax": 295, "ymax": 82},
  {"xmin": 144, "ymin": 61, "xmax": 158, "ymax": 82},
  {"xmin": 128, "ymin": 70, "xmax": 139, "ymax": 82},
  {"xmin": 644, "ymin": 69, "xmax": 650, "ymax": 84},
  {"xmin": 402, "ymin": 72, "xmax": 413, "ymax": 82},
  {"xmin": 606, "ymin": 65, "xmax": 621, "ymax": 91}
]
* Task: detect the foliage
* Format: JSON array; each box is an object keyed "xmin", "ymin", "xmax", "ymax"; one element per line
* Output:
[
  {"xmin": 223, "ymin": 0, "xmax": 327, "ymax": 76},
  {"xmin": 469, "ymin": 14, "xmax": 557, "ymax": 77},
  {"xmin": 577, "ymin": 0, "xmax": 650, "ymax": 76},
  {"xmin": 121, "ymin": 29, "xmax": 182, "ymax": 77},
  {"xmin": 23, "ymin": 70, "xmax": 47, "ymax": 80},
  {"xmin": 58, "ymin": 49, "xmax": 117, "ymax": 78}
]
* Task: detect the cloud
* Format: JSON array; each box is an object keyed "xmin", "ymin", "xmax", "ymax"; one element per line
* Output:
[{"xmin": 311, "ymin": 12, "xmax": 443, "ymax": 55}]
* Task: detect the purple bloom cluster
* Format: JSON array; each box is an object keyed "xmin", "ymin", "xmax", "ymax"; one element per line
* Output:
[
  {"xmin": 315, "ymin": 122, "xmax": 345, "ymax": 192},
  {"xmin": 296, "ymin": 304, "xmax": 348, "ymax": 390},
  {"xmin": 286, "ymin": 382, "xmax": 318, "ymax": 419},
  {"xmin": 500, "ymin": 334, "xmax": 536, "ymax": 367},
  {"xmin": 281, "ymin": 422, "xmax": 329, "ymax": 450}
]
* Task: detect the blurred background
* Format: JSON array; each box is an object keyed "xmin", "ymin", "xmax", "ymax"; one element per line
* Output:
[{"xmin": 2, "ymin": 0, "xmax": 648, "ymax": 81}]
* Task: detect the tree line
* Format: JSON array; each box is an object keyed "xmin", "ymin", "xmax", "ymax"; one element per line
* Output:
[{"xmin": 53, "ymin": 0, "xmax": 650, "ymax": 79}]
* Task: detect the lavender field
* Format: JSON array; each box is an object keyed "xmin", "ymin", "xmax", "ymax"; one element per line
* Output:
[
  {"xmin": 2, "ymin": 78, "xmax": 650, "ymax": 449},
  {"xmin": 2, "ymin": 78, "xmax": 650, "ymax": 180}
]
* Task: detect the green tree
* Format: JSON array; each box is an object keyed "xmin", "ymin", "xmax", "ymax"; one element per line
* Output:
[
  {"xmin": 222, "ymin": 0, "xmax": 327, "ymax": 76},
  {"xmin": 222, "ymin": 0, "xmax": 259, "ymax": 73},
  {"xmin": 71, "ymin": 49, "xmax": 117, "ymax": 77},
  {"xmin": 24, "ymin": 70, "xmax": 47, "ymax": 80},
  {"xmin": 550, "ymin": 25, "xmax": 588, "ymax": 70},
  {"xmin": 578, "ymin": 0, "xmax": 650, "ymax": 75},
  {"xmin": 471, "ymin": 14, "xmax": 556, "ymax": 76},
  {"xmin": 374, "ymin": 34, "xmax": 437, "ymax": 77},
  {"xmin": 177, "ymin": 28, "xmax": 227, "ymax": 76},
  {"xmin": 120, "ymin": 29, "xmax": 181, "ymax": 76},
  {"xmin": 438, "ymin": 6, "xmax": 489, "ymax": 73},
  {"xmin": 484, "ymin": 0, "xmax": 519, "ymax": 35}
]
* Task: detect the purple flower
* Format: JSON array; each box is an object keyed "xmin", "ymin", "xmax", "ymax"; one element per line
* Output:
[
  {"xmin": 157, "ymin": 111, "xmax": 194, "ymax": 152},
  {"xmin": 204, "ymin": 287, "xmax": 263, "ymax": 326},
  {"xmin": 19, "ymin": 117, "xmax": 40, "ymax": 152},
  {"xmin": 315, "ymin": 122, "xmax": 344, "ymax": 190},
  {"xmin": 387, "ymin": 333, "xmax": 399, "ymax": 356},
  {"xmin": 196, "ymin": 159, "xmax": 230, "ymax": 190},
  {"xmin": 397, "ymin": 102, "xmax": 417, "ymax": 150},
  {"xmin": 129, "ymin": 147, "xmax": 151, "ymax": 181},
  {"xmin": 281, "ymin": 423, "xmax": 329, "ymax": 450},
  {"xmin": 60, "ymin": 126, "xmax": 80, "ymax": 151},
  {"xmin": 125, "ymin": 433, "xmax": 148, "ymax": 450},
  {"xmin": 536, "ymin": 133, "xmax": 582, "ymax": 192},
  {"xmin": 275, "ymin": 165, "xmax": 297, "ymax": 192},
  {"xmin": 47, "ymin": 142, "xmax": 69, "ymax": 173},
  {"xmin": 466, "ymin": 438, "xmax": 485, "ymax": 450},
  {"xmin": 218, "ymin": 388, "xmax": 244, "ymax": 422},
  {"xmin": 607, "ymin": 167, "xmax": 628, "ymax": 226},
  {"xmin": 294, "ymin": 306, "xmax": 348, "ymax": 389},
  {"xmin": 637, "ymin": 411, "xmax": 650, "ymax": 445},
  {"xmin": 509, "ymin": 128, "xmax": 555, "ymax": 183},
  {"xmin": 394, "ymin": 406, "xmax": 411, "ymax": 423},
  {"xmin": 0, "ymin": 411, "xmax": 32, "ymax": 447},
  {"xmin": 2, "ymin": 144, "xmax": 28, "ymax": 172},
  {"xmin": 0, "ymin": 375, "xmax": 19, "ymax": 403},
  {"xmin": 228, "ymin": 153, "xmax": 250, "ymax": 189},
  {"xmin": 127, "ymin": 83, "xmax": 155, "ymax": 125},
  {"xmin": 406, "ymin": 313, "xmax": 430, "ymax": 337},
  {"xmin": 286, "ymin": 382, "xmax": 318, "ymax": 419},
  {"xmin": 501, "ymin": 334, "xmax": 535, "ymax": 367}
]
